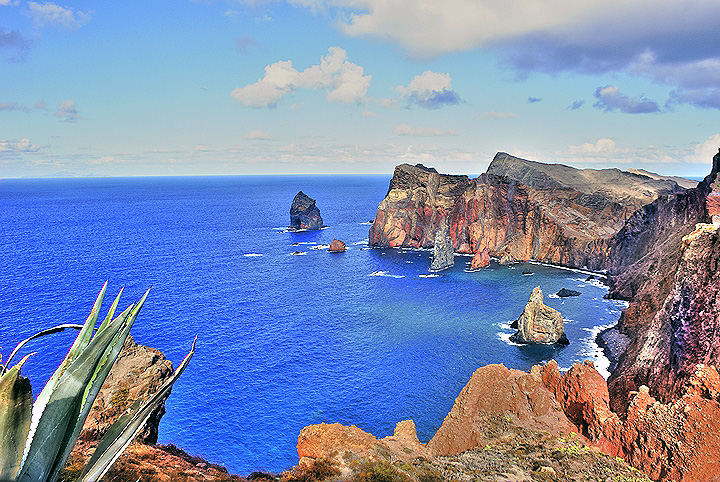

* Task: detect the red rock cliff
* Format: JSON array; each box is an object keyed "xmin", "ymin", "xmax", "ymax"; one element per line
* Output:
[{"xmin": 369, "ymin": 154, "xmax": 684, "ymax": 270}]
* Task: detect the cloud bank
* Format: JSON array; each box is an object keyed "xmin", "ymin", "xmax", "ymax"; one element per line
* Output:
[{"xmin": 231, "ymin": 47, "xmax": 371, "ymax": 107}]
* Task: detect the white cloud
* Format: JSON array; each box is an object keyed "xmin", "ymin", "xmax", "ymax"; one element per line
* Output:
[
  {"xmin": 194, "ymin": 144, "xmax": 212, "ymax": 151},
  {"xmin": 0, "ymin": 138, "xmax": 39, "ymax": 153},
  {"xmin": 483, "ymin": 111, "xmax": 517, "ymax": 119},
  {"xmin": 27, "ymin": 2, "xmax": 91, "ymax": 30},
  {"xmin": 560, "ymin": 138, "xmax": 676, "ymax": 164},
  {"xmin": 243, "ymin": 130, "xmax": 276, "ymax": 140},
  {"xmin": 0, "ymin": 0, "xmax": 19, "ymax": 6},
  {"xmin": 55, "ymin": 99, "xmax": 78, "ymax": 122},
  {"xmin": 689, "ymin": 134, "xmax": 720, "ymax": 163},
  {"xmin": 393, "ymin": 124, "xmax": 458, "ymax": 137},
  {"xmin": 230, "ymin": 60, "xmax": 298, "ymax": 108},
  {"xmin": 362, "ymin": 110, "xmax": 378, "ymax": 118},
  {"xmin": 230, "ymin": 47, "xmax": 371, "ymax": 107},
  {"xmin": 396, "ymin": 70, "xmax": 461, "ymax": 109}
]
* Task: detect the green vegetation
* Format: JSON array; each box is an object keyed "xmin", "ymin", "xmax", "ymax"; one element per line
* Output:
[{"xmin": 0, "ymin": 283, "xmax": 195, "ymax": 482}]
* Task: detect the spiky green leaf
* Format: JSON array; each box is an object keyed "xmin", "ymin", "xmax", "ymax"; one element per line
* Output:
[
  {"xmin": 79, "ymin": 337, "xmax": 196, "ymax": 482},
  {"xmin": 47, "ymin": 289, "xmax": 149, "ymax": 482},
  {"xmin": 0, "ymin": 354, "xmax": 33, "ymax": 481},
  {"xmin": 17, "ymin": 303, "xmax": 130, "ymax": 481}
]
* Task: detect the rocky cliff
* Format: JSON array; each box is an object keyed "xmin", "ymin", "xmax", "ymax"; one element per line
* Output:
[
  {"xmin": 369, "ymin": 153, "xmax": 684, "ymax": 270},
  {"xmin": 606, "ymin": 149, "xmax": 720, "ymax": 411}
]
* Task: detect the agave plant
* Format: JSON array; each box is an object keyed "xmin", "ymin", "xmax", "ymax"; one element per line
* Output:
[{"xmin": 0, "ymin": 283, "xmax": 195, "ymax": 482}]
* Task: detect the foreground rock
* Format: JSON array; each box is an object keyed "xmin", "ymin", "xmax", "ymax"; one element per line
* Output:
[
  {"xmin": 429, "ymin": 218, "xmax": 454, "ymax": 271},
  {"xmin": 64, "ymin": 337, "xmax": 246, "ymax": 481},
  {"xmin": 369, "ymin": 154, "xmax": 684, "ymax": 270},
  {"xmin": 289, "ymin": 362, "xmax": 650, "ymax": 482},
  {"xmin": 510, "ymin": 287, "xmax": 569, "ymax": 345},
  {"xmin": 289, "ymin": 191, "xmax": 324, "ymax": 230},
  {"xmin": 327, "ymin": 239, "xmax": 346, "ymax": 252},
  {"xmin": 79, "ymin": 335, "xmax": 173, "ymax": 444},
  {"xmin": 469, "ymin": 247, "xmax": 490, "ymax": 269}
]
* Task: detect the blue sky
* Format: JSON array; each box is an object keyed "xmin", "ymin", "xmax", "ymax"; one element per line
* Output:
[{"xmin": 1, "ymin": 0, "xmax": 719, "ymax": 177}]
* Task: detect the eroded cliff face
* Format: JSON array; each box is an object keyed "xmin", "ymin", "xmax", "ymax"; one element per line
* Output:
[
  {"xmin": 369, "ymin": 154, "xmax": 683, "ymax": 270},
  {"xmin": 606, "ymin": 149, "xmax": 720, "ymax": 411}
]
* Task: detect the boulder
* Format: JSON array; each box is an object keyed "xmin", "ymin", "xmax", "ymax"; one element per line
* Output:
[
  {"xmin": 556, "ymin": 288, "xmax": 581, "ymax": 297},
  {"xmin": 328, "ymin": 239, "xmax": 346, "ymax": 252},
  {"xmin": 289, "ymin": 191, "xmax": 324, "ymax": 230},
  {"xmin": 429, "ymin": 218, "xmax": 454, "ymax": 271},
  {"xmin": 510, "ymin": 287, "xmax": 569, "ymax": 345},
  {"xmin": 470, "ymin": 247, "xmax": 490, "ymax": 270}
]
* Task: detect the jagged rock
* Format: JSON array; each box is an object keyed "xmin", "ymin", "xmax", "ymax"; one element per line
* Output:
[
  {"xmin": 510, "ymin": 287, "xmax": 569, "ymax": 345},
  {"xmin": 470, "ymin": 247, "xmax": 490, "ymax": 269},
  {"xmin": 328, "ymin": 239, "xmax": 346, "ymax": 252},
  {"xmin": 427, "ymin": 364, "xmax": 579, "ymax": 457},
  {"xmin": 289, "ymin": 191, "xmax": 324, "ymax": 230},
  {"xmin": 369, "ymin": 154, "xmax": 684, "ymax": 270},
  {"xmin": 79, "ymin": 335, "xmax": 173, "ymax": 444},
  {"xmin": 499, "ymin": 252, "xmax": 516, "ymax": 265},
  {"xmin": 607, "ymin": 148, "xmax": 720, "ymax": 411},
  {"xmin": 556, "ymin": 288, "xmax": 581, "ymax": 297},
  {"xmin": 540, "ymin": 360, "xmax": 720, "ymax": 482},
  {"xmin": 429, "ymin": 218, "xmax": 454, "ymax": 271}
]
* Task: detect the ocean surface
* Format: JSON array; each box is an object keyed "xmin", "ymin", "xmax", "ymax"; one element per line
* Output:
[{"xmin": 0, "ymin": 175, "xmax": 627, "ymax": 474}]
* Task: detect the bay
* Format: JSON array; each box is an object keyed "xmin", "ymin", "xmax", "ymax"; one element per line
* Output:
[{"xmin": 0, "ymin": 175, "xmax": 625, "ymax": 474}]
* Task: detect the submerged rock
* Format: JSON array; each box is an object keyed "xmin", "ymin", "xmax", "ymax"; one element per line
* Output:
[
  {"xmin": 328, "ymin": 239, "xmax": 346, "ymax": 252},
  {"xmin": 470, "ymin": 247, "xmax": 490, "ymax": 270},
  {"xmin": 289, "ymin": 191, "xmax": 324, "ymax": 230},
  {"xmin": 556, "ymin": 288, "xmax": 581, "ymax": 297},
  {"xmin": 429, "ymin": 219, "xmax": 454, "ymax": 272},
  {"xmin": 510, "ymin": 287, "xmax": 568, "ymax": 345}
]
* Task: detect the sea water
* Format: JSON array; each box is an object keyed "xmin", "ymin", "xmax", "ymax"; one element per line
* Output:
[{"xmin": 0, "ymin": 176, "xmax": 626, "ymax": 474}]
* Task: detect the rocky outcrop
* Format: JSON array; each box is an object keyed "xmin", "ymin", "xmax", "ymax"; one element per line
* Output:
[
  {"xmin": 429, "ymin": 218, "xmax": 454, "ymax": 271},
  {"xmin": 510, "ymin": 287, "xmax": 568, "ymax": 345},
  {"xmin": 327, "ymin": 239, "xmax": 346, "ymax": 252},
  {"xmin": 427, "ymin": 364, "xmax": 579, "ymax": 456},
  {"xmin": 79, "ymin": 335, "xmax": 174, "ymax": 444},
  {"xmin": 557, "ymin": 288, "xmax": 581, "ymax": 297},
  {"xmin": 289, "ymin": 191, "xmax": 324, "ymax": 230},
  {"xmin": 606, "ymin": 148, "xmax": 720, "ymax": 412},
  {"xmin": 369, "ymin": 154, "xmax": 683, "ymax": 270},
  {"xmin": 542, "ymin": 361, "xmax": 720, "ymax": 481},
  {"xmin": 469, "ymin": 247, "xmax": 490, "ymax": 269}
]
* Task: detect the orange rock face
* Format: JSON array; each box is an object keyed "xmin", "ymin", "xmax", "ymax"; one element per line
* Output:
[
  {"xmin": 470, "ymin": 247, "xmax": 490, "ymax": 269},
  {"xmin": 327, "ymin": 239, "xmax": 346, "ymax": 252},
  {"xmin": 427, "ymin": 364, "xmax": 580, "ymax": 457}
]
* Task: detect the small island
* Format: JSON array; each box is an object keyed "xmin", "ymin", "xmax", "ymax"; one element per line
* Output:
[{"xmin": 289, "ymin": 191, "xmax": 324, "ymax": 230}]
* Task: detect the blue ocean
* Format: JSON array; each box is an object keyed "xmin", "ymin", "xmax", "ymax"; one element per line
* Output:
[{"xmin": 0, "ymin": 176, "xmax": 626, "ymax": 475}]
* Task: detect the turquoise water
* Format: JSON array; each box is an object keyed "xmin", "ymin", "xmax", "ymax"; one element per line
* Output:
[{"xmin": 0, "ymin": 176, "xmax": 625, "ymax": 474}]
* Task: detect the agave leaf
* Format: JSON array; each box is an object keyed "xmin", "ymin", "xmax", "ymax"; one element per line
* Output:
[
  {"xmin": 79, "ymin": 337, "xmax": 196, "ymax": 482},
  {"xmin": 19, "ymin": 287, "xmax": 111, "ymax": 474},
  {"xmin": 96, "ymin": 287, "xmax": 125, "ymax": 335},
  {"xmin": 46, "ymin": 290, "xmax": 149, "ymax": 482},
  {"xmin": 17, "ymin": 303, "xmax": 131, "ymax": 482},
  {"xmin": 0, "ymin": 354, "xmax": 33, "ymax": 481},
  {"xmin": 2, "ymin": 324, "xmax": 84, "ymax": 374}
]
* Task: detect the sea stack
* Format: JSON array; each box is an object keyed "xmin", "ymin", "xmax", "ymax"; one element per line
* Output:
[
  {"xmin": 429, "ymin": 219, "xmax": 454, "ymax": 272},
  {"xmin": 328, "ymin": 239, "xmax": 346, "ymax": 253},
  {"xmin": 290, "ymin": 191, "xmax": 324, "ymax": 230},
  {"xmin": 510, "ymin": 287, "xmax": 569, "ymax": 345},
  {"xmin": 470, "ymin": 247, "xmax": 490, "ymax": 270}
]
